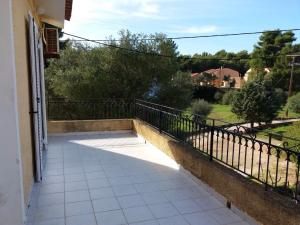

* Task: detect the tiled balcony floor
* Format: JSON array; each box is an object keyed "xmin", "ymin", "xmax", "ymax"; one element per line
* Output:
[{"xmin": 26, "ymin": 131, "xmax": 257, "ymax": 225}]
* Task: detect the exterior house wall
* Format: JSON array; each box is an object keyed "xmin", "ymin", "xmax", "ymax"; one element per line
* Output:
[
  {"xmin": 195, "ymin": 68, "xmax": 243, "ymax": 88},
  {"xmin": 0, "ymin": 1, "xmax": 25, "ymax": 224},
  {"xmin": 12, "ymin": 0, "xmax": 40, "ymax": 207}
]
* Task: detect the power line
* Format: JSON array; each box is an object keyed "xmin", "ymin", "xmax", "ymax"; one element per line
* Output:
[
  {"xmin": 65, "ymin": 28, "xmax": 300, "ymax": 42},
  {"xmin": 62, "ymin": 32, "xmax": 177, "ymax": 58},
  {"xmin": 62, "ymin": 32, "xmax": 298, "ymax": 61}
]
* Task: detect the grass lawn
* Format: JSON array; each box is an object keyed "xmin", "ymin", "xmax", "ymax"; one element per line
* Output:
[
  {"xmin": 257, "ymin": 122, "xmax": 300, "ymax": 151},
  {"xmin": 185, "ymin": 104, "xmax": 242, "ymax": 125},
  {"xmin": 207, "ymin": 104, "xmax": 300, "ymax": 125},
  {"xmin": 185, "ymin": 104, "xmax": 240, "ymax": 125},
  {"xmin": 258, "ymin": 124, "xmax": 292, "ymax": 140},
  {"xmin": 208, "ymin": 104, "xmax": 243, "ymax": 125},
  {"xmin": 277, "ymin": 105, "xmax": 300, "ymax": 119}
]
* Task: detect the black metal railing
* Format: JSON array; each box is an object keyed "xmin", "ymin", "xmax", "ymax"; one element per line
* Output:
[
  {"xmin": 135, "ymin": 100, "xmax": 300, "ymax": 202},
  {"xmin": 47, "ymin": 98, "xmax": 300, "ymax": 201},
  {"xmin": 47, "ymin": 98, "xmax": 134, "ymax": 120}
]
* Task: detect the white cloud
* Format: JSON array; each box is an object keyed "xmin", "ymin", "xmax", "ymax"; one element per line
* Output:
[
  {"xmin": 64, "ymin": 0, "xmax": 164, "ymax": 34},
  {"xmin": 170, "ymin": 25, "xmax": 218, "ymax": 34},
  {"xmin": 71, "ymin": 0, "xmax": 162, "ymax": 21},
  {"xmin": 139, "ymin": 2, "xmax": 159, "ymax": 14}
]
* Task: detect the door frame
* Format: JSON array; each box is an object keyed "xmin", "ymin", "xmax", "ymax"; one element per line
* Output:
[{"xmin": 28, "ymin": 13, "xmax": 47, "ymax": 181}]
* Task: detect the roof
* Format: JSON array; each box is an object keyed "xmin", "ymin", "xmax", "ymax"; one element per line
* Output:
[
  {"xmin": 201, "ymin": 67, "xmax": 241, "ymax": 78},
  {"xmin": 191, "ymin": 73, "xmax": 200, "ymax": 77}
]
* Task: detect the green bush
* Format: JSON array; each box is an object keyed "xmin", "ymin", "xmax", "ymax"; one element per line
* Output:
[
  {"xmin": 288, "ymin": 93, "xmax": 300, "ymax": 113},
  {"xmin": 214, "ymin": 91, "xmax": 223, "ymax": 103},
  {"xmin": 274, "ymin": 88, "xmax": 287, "ymax": 106},
  {"xmin": 191, "ymin": 99, "xmax": 212, "ymax": 118},
  {"xmin": 222, "ymin": 90, "xmax": 237, "ymax": 105}
]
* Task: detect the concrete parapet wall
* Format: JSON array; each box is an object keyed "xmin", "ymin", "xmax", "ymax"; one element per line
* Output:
[
  {"xmin": 132, "ymin": 119, "xmax": 300, "ymax": 225},
  {"xmin": 47, "ymin": 119, "xmax": 133, "ymax": 134}
]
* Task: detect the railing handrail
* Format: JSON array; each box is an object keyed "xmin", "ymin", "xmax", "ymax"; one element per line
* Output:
[
  {"xmin": 136, "ymin": 99, "xmax": 300, "ymax": 147},
  {"xmin": 135, "ymin": 101, "xmax": 300, "ymax": 201},
  {"xmin": 46, "ymin": 97, "xmax": 300, "ymax": 200},
  {"xmin": 47, "ymin": 97, "xmax": 300, "ymax": 150},
  {"xmin": 136, "ymin": 101, "xmax": 300, "ymax": 155}
]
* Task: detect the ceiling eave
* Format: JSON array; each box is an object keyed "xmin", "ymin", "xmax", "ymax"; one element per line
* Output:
[{"xmin": 36, "ymin": 0, "xmax": 72, "ymax": 28}]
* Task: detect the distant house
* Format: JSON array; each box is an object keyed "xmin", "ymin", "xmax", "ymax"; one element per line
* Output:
[
  {"xmin": 244, "ymin": 68, "xmax": 271, "ymax": 82},
  {"xmin": 192, "ymin": 67, "xmax": 244, "ymax": 88}
]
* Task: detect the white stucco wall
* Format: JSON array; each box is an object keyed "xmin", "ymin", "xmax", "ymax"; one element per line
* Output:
[{"xmin": 0, "ymin": 0, "xmax": 25, "ymax": 224}]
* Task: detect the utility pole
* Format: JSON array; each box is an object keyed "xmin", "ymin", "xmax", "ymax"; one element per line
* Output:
[{"xmin": 286, "ymin": 54, "xmax": 300, "ymax": 117}]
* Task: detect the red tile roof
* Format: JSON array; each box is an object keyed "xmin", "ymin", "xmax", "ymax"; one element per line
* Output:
[
  {"xmin": 191, "ymin": 73, "xmax": 200, "ymax": 77},
  {"xmin": 201, "ymin": 68, "xmax": 241, "ymax": 79}
]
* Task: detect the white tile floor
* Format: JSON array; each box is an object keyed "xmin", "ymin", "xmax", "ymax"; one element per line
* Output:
[{"xmin": 26, "ymin": 131, "xmax": 257, "ymax": 225}]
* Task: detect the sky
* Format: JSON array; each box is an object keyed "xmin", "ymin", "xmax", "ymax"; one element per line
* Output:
[{"xmin": 63, "ymin": 0, "xmax": 300, "ymax": 55}]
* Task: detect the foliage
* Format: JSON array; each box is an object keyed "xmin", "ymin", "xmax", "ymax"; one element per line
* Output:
[
  {"xmin": 179, "ymin": 50, "xmax": 250, "ymax": 75},
  {"xmin": 190, "ymin": 99, "xmax": 212, "ymax": 118},
  {"xmin": 149, "ymin": 71, "xmax": 193, "ymax": 109},
  {"xmin": 232, "ymin": 77, "xmax": 283, "ymax": 125},
  {"xmin": 288, "ymin": 92, "xmax": 300, "ymax": 113},
  {"xmin": 45, "ymin": 30, "xmax": 179, "ymax": 100},
  {"xmin": 214, "ymin": 91, "xmax": 223, "ymax": 103},
  {"xmin": 277, "ymin": 105, "xmax": 300, "ymax": 119},
  {"xmin": 222, "ymin": 90, "xmax": 237, "ymax": 105},
  {"xmin": 193, "ymin": 85, "xmax": 219, "ymax": 102},
  {"xmin": 258, "ymin": 122, "xmax": 300, "ymax": 153},
  {"xmin": 250, "ymin": 30, "xmax": 300, "ymax": 92},
  {"xmin": 283, "ymin": 122, "xmax": 300, "ymax": 152},
  {"xmin": 250, "ymin": 30, "xmax": 296, "ymax": 69},
  {"xmin": 275, "ymin": 88, "xmax": 287, "ymax": 105}
]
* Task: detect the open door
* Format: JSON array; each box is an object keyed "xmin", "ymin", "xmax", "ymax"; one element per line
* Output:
[{"xmin": 28, "ymin": 14, "xmax": 47, "ymax": 182}]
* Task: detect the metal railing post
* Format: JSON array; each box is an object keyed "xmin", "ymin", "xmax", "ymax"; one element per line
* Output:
[
  {"xmin": 296, "ymin": 154, "xmax": 300, "ymax": 202},
  {"xmin": 209, "ymin": 119, "xmax": 215, "ymax": 161},
  {"xmin": 159, "ymin": 110, "xmax": 162, "ymax": 133},
  {"xmin": 265, "ymin": 134, "xmax": 272, "ymax": 190}
]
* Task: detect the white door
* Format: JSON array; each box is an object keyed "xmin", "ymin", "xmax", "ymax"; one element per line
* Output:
[{"xmin": 29, "ymin": 14, "xmax": 47, "ymax": 181}]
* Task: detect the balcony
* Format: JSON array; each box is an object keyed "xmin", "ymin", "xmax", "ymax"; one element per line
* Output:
[
  {"xmin": 26, "ymin": 131, "xmax": 257, "ymax": 225},
  {"xmin": 26, "ymin": 99, "xmax": 300, "ymax": 225}
]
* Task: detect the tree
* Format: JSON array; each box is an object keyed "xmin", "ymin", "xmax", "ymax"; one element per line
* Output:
[
  {"xmin": 250, "ymin": 30, "xmax": 296, "ymax": 69},
  {"xmin": 288, "ymin": 92, "xmax": 300, "ymax": 113},
  {"xmin": 267, "ymin": 43, "xmax": 300, "ymax": 91},
  {"xmin": 232, "ymin": 76, "xmax": 283, "ymax": 126},
  {"xmin": 178, "ymin": 50, "xmax": 250, "ymax": 75},
  {"xmin": 149, "ymin": 71, "xmax": 193, "ymax": 109},
  {"xmin": 45, "ymin": 30, "xmax": 179, "ymax": 100}
]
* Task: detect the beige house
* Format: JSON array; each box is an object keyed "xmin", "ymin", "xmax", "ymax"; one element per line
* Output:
[
  {"xmin": 244, "ymin": 67, "xmax": 271, "ymax": 82},
  {"xmin": 0, "ymin": 1, "xmax": 72, "ymax": 224}
]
